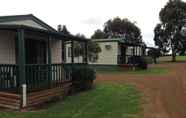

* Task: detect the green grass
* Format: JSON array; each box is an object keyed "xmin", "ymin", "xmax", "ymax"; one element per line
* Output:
[
  {"xmin": 98, "ymin": 67, "xmax": 168, "ymax": 76},
  {"xmin": 0, "ymin": 84, "xmax": 142, "ymax": 118},
  {"xmin": 176, "ymin": 56, "xmax": 186, "ymax": 61},
  {"xmin": 126, "ymin": 67, "xmax": 168, "ymax": 76},
  {"xmin": 158, "ymin": 56, "xmax": 186, "ymax": 62}
]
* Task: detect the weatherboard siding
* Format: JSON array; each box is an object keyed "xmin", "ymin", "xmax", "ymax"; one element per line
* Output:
[
  {"xmin": 0, "ymin": 30, "xmax": 62, "ymax": 64},
  {"xmin": 51, "ymin": 39, "xmax": 62, "ymax": 64},
  {"xmin": 65, "ymin": 43, "xmax": 83, "ymax": 63},
  {"xmin": 91, "ymin": 42, "xmax": 118, "ymax": 65},
  {"xmin": 0, "ymin": 30, "xmax": 16, "ymax": 64}
]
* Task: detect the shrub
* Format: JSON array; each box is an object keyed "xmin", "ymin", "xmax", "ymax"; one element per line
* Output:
[
  {"xmin": 144, "ymin": 56, "xmax": 153, "ymax": 64},
  {"xmin": 128, "ymin": 56, "xmax": 148, "ymax": 70},
  {"xmin": 137, "ymin": 57, "xmax": 148, "ymax": 70},
  {"xmin": 72, "ymin": 66, "xmax": 96, "ymax": 92}
]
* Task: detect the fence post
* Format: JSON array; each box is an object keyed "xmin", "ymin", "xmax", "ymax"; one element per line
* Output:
[
  {"xmin": 48, "ymin": 36, "xmax": 52, "ymax": 88},
  {"xmin": 22, "ymin": 84, "xmax": 27, "ymax": 109}
]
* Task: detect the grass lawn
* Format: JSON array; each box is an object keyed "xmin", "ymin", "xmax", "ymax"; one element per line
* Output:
[
  {"xmin": 126, "ymin": 67, "xmax": 168, "ymax": 76},
  {"xmin": 158, "ymin": 56, "xmax": 186, "ymax": 62},
  {"xmin": 0, "ymin": 83, "xmax": 142, "ymax": 118},
  {"xmin": 97, "ymin": 67, "xmax": 168, "ymax": 76},
  {"xmin": 176, "ymin": 56, "xmax": 186, "ymax": 61}
]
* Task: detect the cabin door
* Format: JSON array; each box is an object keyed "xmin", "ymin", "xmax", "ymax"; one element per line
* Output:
[{"xmin": 25, "ymin": 39, "xmax": 47, "ymax": 64}]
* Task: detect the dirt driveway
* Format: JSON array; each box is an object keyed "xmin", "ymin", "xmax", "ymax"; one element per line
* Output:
[{"xmin": 96, "ymin": 63, "xmax": 186, "ymax": 118}]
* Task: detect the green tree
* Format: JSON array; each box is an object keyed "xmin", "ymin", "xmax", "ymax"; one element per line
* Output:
[
  {"xmin": 154, "ymin": 0, "xmax": 186, "ymax": 62},
  {"xmin": 147, "ymin": 48, "xmax": 161, "ymax": 64},
  {"xmin": 91, "ymin": 29, "xmax": 107, "ymax": 39},
  {"xmin": 91, "ymin": 17, "xmax": 142, "ymax": 44},
  {"xmin": 58, "ymin": 25, "xmax": 70, "ymax": 35},
  {"xmin": 87, "ymin": 41, "xmax": 101, "ymax": 62},
  {"xmin": 75, "ymin": 33, "xmax": 101, "ymax": 62}
]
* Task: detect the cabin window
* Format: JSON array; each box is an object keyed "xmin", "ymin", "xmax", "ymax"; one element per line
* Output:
[{"xmin": 105, "ymin": 45, "xmax": 112, "ymax": 50}]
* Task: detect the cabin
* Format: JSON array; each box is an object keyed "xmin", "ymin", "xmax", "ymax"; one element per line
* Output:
[
  {"xmin": 90, "ymin": 38, "xmax": 145, "ymax": 66},
  {"xmin": 65, "ymin": 38, "xmax": 146, "ymax": 69},
  {"xmin": 0, "ymin": 14, "xmax": 88, "ymax": 109}
]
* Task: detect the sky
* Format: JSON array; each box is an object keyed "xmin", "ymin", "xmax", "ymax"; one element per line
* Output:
[{"xmin": 1, "ymin": 0, "xmax": 184, "ymax": 47}]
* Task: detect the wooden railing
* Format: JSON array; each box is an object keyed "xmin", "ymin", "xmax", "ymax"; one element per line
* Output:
[
  {"xmin": 0, "ymin": 63, "xmax": 87, "ymax": 93},
  {"xmin": 117, "ymin": 55, "xmax": 132, "ymax": 64},
  {"xmin": 26, "ymin": 64, "xmax": 73, "ymax": 92},
  {"xmin": 0, "ymin": 64, "xmax": 18, "ymax": 92}
]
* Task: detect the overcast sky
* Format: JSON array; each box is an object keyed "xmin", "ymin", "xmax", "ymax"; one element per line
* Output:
[{"xmin": 1, "ymin": 0, "xmax": 185, "ymax": 46}]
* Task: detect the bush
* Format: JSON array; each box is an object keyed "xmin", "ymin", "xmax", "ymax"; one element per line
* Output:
[
  {"xmin": 143, "ymin": 56, "xmax": 153, "ymax": 64},
  {"xmin": 72, "ymin": 66, "xmax": 96, "ymax": 92},
  {"xmin": 137, "ymin": 57, "xmax": 148, "ymax": 70},
  {"xmin": 128, "ymin": 56, "xmax": 148, "ymax": 70}
]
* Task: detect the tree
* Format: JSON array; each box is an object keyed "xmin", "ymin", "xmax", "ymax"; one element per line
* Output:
[
  {"xmin": 104, "ymin": 17, "xmax": 142, "ymax": 43},
  {"xmin": 75, "ymin": 33, "xmax": 102, "ymax": 62},
  {"xmin": 87, "ymin": 41, "xmax": 101, "ymax": 62},
  {"xmin": 91, "ymin": 29, "xmax": 107, "ymax": 39},
  {"xmin": 91, "ymin": 17, "xmax": 143, "ymax": 44},
  {"xmin": 147, "ymin": 48, "xmax": 161, "ymax": 64},
  {"xmin": 58, "ymin": 25, "xmax": 70, "ymax": 35},
  {"xmin": 154, "ymin": 0, "xmax": 186, "ymax": 62}
]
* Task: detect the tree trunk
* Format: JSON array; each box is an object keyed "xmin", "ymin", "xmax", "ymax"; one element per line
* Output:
[{"xmin": 172, "ymin": 49, "xmax": 176, "ymax": 62}]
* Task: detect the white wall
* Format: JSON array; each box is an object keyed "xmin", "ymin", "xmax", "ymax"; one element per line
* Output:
[
  {"xmin": 0, "ymin": 30, "xmax": 16, "ymax": 64},
  {"xmin": 90, "ymin": 42, "xmax": 118, "ymax": 65},
  {"xmin": 51, "ymin": 39, "xmax": 62, "ymax": 64},
  {"xmin": 65, "ymin": 42, "xmax": 83, "ymax": 63},
  {"xmin": 0, "ymin": 30, "xmax": 63, "ymax": 64}
]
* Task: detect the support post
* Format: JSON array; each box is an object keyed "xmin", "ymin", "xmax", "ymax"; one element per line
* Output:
[
  {"xmin": 71, "ymin": 41, "xmax": 74, "ymax": 63},
  {"xmin": 48, "ymin": 36, "xmax": 52, "ymax": 88},
  {"xmin": 17, "ymin": 29, "xmax": 26, "ymax": 108},
  {"xmin": 132, "ymin": 46, "xmax": 135, "ymax": 71},
  {"xmin": 85, "ymin": 41, "xmax": 88, "ymax": 64},
  {"xmin": 62, "ymin": 40, "xmax": 66, "ymax": 63}
]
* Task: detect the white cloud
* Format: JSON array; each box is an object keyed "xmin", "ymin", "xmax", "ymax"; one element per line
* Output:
[
  {"xmin": 81, "ymin": 17, "xmax": 103, "ymax": 25},
  {"xmin": 1, "ymin": 0, "xmax": 185, "ymax": 46}
]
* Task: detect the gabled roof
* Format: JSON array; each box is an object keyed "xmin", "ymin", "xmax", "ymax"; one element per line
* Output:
[{"xmin": 0, "ymin": 14, "xmax": 56, "ymax": 32}]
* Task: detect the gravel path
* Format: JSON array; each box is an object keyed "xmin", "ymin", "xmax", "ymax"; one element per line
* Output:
[{"xmin": 96, "ymin": 63, "xmax": 186, "ymax": 118}]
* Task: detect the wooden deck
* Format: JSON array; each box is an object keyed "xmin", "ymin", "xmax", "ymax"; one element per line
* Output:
[{"xmin": 0, "ymin": 81, "xmax": 72, "ymax": 110}]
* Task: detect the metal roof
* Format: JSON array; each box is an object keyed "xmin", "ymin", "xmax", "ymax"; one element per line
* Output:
[{"xmin": 0, "ymin": 24, "xmax": 88, "ymax": 42}]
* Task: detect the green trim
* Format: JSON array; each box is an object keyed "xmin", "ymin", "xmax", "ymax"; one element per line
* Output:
[
  {"xmin": 47, "ymin": 36, "xmax": 52, "ymax": 88},
  {"xmin": 93, "ymin": 40, "xmax": 119, "ymax": 43},
  {"xmin": 0, "ymin": 14, "xmax": 89, "ymax": 42},
  {"xmin": 85, "ymin": 42, "xmax": 88, "ymax": 64},
  {"xmin": 71, "ymin": 41, "xmax": 74, "ymax": 63},
  {"xmin": 17, "ymin": 29, "xmax": 26, "ymax": 86},
  {"xmin": 93, "ymin": 38, "xmax": 145, "ymax": 47},
  {"xmin": 93, "ymin": 40, "xmax": 144, "ymax": 46},
  {"xmin": 0, "ymin": 14, "xmax": 56, "ymax": 32},
  {"xmin": 0, "ymin": 24, "xmax": 88, "ymax": 42}
]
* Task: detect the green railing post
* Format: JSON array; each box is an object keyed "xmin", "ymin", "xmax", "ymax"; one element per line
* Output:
[
  {"xmin": 17, "ymin": 29, "xmax": 27, "ymax": 108},
  {"xmin": 71, "ymin": 41, "xmax": 74, "ymax": 63},
  {"xmin": 48, "ymin": 36, "xmax": 52, "ymax": 88},
  {"xmin": 17, "ymin": 29, "xmax": 26, "ymax": 88},
  {"xmin": 85, "ymin": 41, "xmax": 88, "ymax": 64}
]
